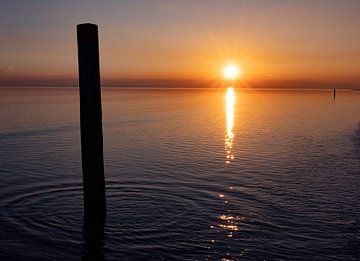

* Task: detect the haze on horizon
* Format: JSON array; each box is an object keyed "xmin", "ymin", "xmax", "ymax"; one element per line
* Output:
[{"xmin": 0, "ymin": 0, "xmax": 359, "ymax": 88}]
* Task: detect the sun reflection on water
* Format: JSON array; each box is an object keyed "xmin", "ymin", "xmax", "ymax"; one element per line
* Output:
[{"xmin": 225, "ymin": 87, "xmax": 235, "ymax": 164}]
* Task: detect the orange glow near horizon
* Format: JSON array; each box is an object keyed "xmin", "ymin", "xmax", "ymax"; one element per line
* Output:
[{"xmin": 1, "ymin": 2, "xmax": 360, "ymax": 87}]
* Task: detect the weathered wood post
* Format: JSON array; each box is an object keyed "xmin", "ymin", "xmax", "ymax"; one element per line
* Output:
[{"xmin": 77, "ymin": 23, "xmax": 106, "ymax": 220}]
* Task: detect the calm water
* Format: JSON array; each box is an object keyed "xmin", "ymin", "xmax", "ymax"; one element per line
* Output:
[{"xmin": 0, "ymin": 87, "xmax": 359, "ymax": 260}]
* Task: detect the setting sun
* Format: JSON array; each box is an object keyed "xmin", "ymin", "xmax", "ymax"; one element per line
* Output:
[{"xmin": 223, "ymin": 65, "xmax": 239, "ymax": 80}]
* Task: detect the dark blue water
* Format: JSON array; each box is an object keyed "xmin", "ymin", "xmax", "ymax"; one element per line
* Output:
[{"xmin": 0, "ymin": 88, "xmax": 359, "ymax": 260}]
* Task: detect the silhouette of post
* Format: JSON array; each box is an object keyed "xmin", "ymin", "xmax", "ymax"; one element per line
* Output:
[{"xmin": 77, "ymin": 23, "xmax": 106, "ymax": 219}]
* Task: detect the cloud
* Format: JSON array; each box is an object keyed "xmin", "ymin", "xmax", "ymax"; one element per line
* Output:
[{"xmin": 0, "ymin": 66, "xmax": 15, "ymax": 73}]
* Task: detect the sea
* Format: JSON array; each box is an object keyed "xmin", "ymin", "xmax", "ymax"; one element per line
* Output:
[{"xmin": 0, "ymin": 87, "xmax": 359, "ymax": 260}]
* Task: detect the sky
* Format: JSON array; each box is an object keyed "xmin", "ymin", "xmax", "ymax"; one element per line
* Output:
[{"xmin": 0, "ymin": 0, "xmax": 360, "ymax": 87}]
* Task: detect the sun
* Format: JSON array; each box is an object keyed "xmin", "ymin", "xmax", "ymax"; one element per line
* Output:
[{"xmin": 223, "ymin": 65, "xmax": 239, "ymax": 80}]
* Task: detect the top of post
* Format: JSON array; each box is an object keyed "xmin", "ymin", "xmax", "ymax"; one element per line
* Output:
[{"xmin": 77, "ymin": 23, "xmax": 98, "ymax": 44}]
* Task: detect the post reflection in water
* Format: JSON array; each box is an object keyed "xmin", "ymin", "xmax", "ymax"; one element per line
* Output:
[
  {"xmin": 82, "ymin": 211, "xmax": 105, "ymax": 260},
  {"xmin": 225, "ymin": 87, "xmax": 235, "ymax": 164}
]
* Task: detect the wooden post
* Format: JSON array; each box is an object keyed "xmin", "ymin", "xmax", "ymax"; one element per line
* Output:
[{"xmin": 77, "ymin": 23, "xmax": 106, "ymax": 219}]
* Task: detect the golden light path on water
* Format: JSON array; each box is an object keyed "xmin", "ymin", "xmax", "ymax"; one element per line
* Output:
[
  {"xmin": 225, "ymin": 87, "xmax": 235, "ymax": 164},
  {"xmin": 216, "ymin": 90, "xmax": 241, "ymax": 243}
]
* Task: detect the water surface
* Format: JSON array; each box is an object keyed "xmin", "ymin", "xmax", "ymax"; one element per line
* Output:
[{"xmin": 0, "ymin": 87, "xmax": 359, "ymax": 260}]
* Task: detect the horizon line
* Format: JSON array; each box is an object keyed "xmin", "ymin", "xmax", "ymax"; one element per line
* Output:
[{"xmin": 0, "ymin": 77, "xmax": 359, "ymax": 89}]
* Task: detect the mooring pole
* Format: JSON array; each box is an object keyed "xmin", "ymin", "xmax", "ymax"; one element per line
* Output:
[{"xmin": 77, "ymin": 23, "xmax": 106, "ymax": 219}]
